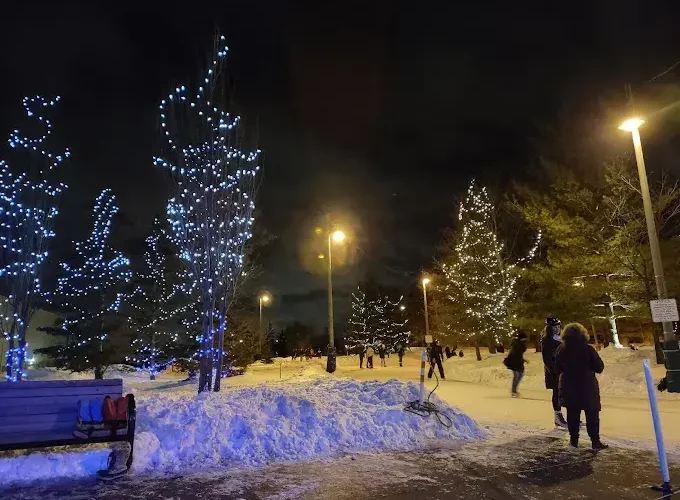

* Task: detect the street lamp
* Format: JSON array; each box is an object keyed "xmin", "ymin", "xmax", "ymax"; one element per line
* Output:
[
  {"xmin": 324, "ymin": 226, "xmax": 346, "ymax": 373},
  {"xmin": 259, "ymin": 292, "xmax": 271, "ymax": 355},
  {"xmin": 619, "ymin": 117, "xmax": 680, "ymax": 390},
  {"xmin": 422, "ymin": 277, "xmax": 431, "ymax": 341}
]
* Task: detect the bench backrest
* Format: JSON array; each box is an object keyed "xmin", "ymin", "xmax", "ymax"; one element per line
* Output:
[{"xmin": 0, "ymin": 379, "xmax": 123, "ymax": 438}]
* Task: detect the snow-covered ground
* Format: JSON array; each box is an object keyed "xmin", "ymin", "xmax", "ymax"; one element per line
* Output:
[
  {"xmin": 0, "ymin": 374, "xmax": 482, "ymax": 486},
  {"xmin": 440, "ymin": 346, "xmax": 667, "ymax": 399},
  {"xmin": 1, "ymin": 345, "xmax": 678, "ymax": 488}
]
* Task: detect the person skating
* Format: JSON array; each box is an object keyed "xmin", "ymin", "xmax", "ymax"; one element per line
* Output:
[
  {"xmin": 542, "ymin": 317, "xmax": 567, "ymax": 428},
  {"xmin": 504, "ymin": 331, "xmax": 528, "ymax": 397},
  {"xmin": 397, "ymin": 344, "xmax": 406, "ymax": 367},
  {"xmin": 366, "ymin": 345, "xmax": 375, "ymax": 369},
  {"xmin": 555, "ymin": 323, "xmax": 608, "ymax": 450},
  {"xmin": 427, "ymin": 340, "xmax": 445, "ymax": 379},
  {"xmin": 378, "ymin": 344, "xmax": 387, "ymax": 367},
  {"xmin": 359, "ymin": 346, "xmax": 365, "ymax": 369}
]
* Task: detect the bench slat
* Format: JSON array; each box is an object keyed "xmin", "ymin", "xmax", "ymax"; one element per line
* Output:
[
  {"xmin": 0, "ymin": 386, "xmax": 124, "ymax": 398},
  {"xmin": 0, "ymin": 379, "xmax": 123, "ymax": 390},
  {"xmin": 0, "ymin": 393, "xmax": 123, "ymax": 408},
  {"xmin": 0, "ymin": 412, "xmax": 75, "ymax": 426},
  {"xmin": 0, "ymin": 403, "xmax": 81, "ymax": 417},
  {"xmin": 0, "ymin": 421, "xmax": 76, "ymax": 434}
]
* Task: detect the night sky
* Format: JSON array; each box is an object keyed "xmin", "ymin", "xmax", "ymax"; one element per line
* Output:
[{"xmin": 1, "ymin": 1, "xmax": 680, "ymax": 330}]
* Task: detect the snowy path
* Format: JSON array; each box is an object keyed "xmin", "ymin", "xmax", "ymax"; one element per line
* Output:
[{"xmin": 4, "ymin": 432, "xmax": 677, "ymax": 499}]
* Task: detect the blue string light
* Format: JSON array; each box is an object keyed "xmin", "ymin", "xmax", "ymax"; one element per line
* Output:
[
  {"xmin": 154, "ymin": 35, "xmax": 260, "ymax": 392},
  {"xmin": 1, "ymin": 96, "xmax": 69, "ymax": 381}
]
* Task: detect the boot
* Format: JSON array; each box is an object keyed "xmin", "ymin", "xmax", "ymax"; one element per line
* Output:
[
  {"xmin": 554, "ymin": 411, "xmax": 568, "ymax": 429},
  {"xmin": 97, "ymin": 445, "xmax": 129, "ymax": 481},
  {"xmin": 592, "ymin": 441, "xmax": 609, "ymax": 450},
  {"xmin": 570, "ymin": 436, "xmax": 579, "ymax": 448}
]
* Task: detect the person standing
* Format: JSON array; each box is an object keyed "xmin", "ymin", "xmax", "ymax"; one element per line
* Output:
[
  {"xmin": 542, "ymin": 317, "xmax": 567, "ymax": 428},
  {"xmin": 359, "ymin": 346, "xmax": 365, "ymax": 369},
  {"xmin": 505, "ymin": 331, "xmax": 528, "ymax": 397},
  {"xmin": 555, "ymin": 323, "xmax": 607, "ymax": 450},
  {"xmin": 366, "ymin": 345, "xmax": 375, "ymax": 369},
  {"xmin": 378, "ymin": 344, "xmax": 387, "ymax": 367},
  {"xmin": 427, "ymin": 340, "xmax": 445, "ymax": 379},
  {"xmin": 397, "ymin": 344, "xmax": 406, "ymax": 367}
]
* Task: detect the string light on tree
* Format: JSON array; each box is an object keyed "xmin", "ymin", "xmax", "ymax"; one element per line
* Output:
[
  {"xmin": 440, "ymin": 180, "xmax": 540, "ymax": 354},
  {"xmin": 126, "ymin": 219, "xmax": 187, "ymax": 379},
  {"xmin": 0, "ymin": 96, "xmax": 69, "ymax": 381},
  {"xmin": 37, "ymin": 190, "xmax": 131, "ymax": 379},
  {"xmin": 154, "ymin": 34, "xmax": 261, "ymax": 393}
]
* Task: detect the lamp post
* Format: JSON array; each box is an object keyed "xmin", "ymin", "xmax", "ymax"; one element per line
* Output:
[
  {"xmin": 259, "ymin": 292, "xmax": 271, "ymax": 355},
  {"xmin": 422, "ymin": 277, "xmax": 431, "ymax": 341},
  {"xmin": 619, "ymin": 117, "xmax": 680, "ymax": 391},
  {"xmin": 320, "ymin": 228, "xmax": 345, "ymax": 373}
]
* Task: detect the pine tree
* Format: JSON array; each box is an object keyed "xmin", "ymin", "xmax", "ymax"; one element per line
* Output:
[
  {"xmin": 380, "ymin": 294, "xmax": 410, "ymax": 352},
  {"xmin": 440, "ymin": 181, "xmax": 539, "ymax": 359},
  {"xmin": 346, "ymin": 286, "xmax": 369, "ymax": 352},
  {"xmin": 0, "ymin": 96, "xmax": 68, "ymax": 381},
  {"xmin": 126, "ymin": 219, "xmax": 187, "ymax": 379},
  {"xmin": 37, "ymin": 190, "xmax": 131, "ymax": 379},
  {"xmin": 155, "ymin": 35, "xmax": 261, "ymax": 392}
]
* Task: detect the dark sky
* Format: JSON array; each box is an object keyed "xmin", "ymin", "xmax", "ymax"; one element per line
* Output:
[{"xmin": 1, "ymin": 1, "xmax": 680, "ymax": 330}]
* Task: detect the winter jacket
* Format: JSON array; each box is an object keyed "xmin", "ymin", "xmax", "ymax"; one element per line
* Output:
[
  {"xmin": 555, "ymin": 324, "xmax": 604, "ymax": 411},
  {"xmin": 428, "ymin": 343, "xmax": 442, "ymax": 362},
  {"xmin": 505, "ymin": 339, "xmax": 527, "ymax": 372},
  {"xmin": 366, "ymin": 347, "xmax": 375, "ymax": 357},
  {"xmin": 541, "ymin": 330, "xmax": 562, "ymax": 389}
]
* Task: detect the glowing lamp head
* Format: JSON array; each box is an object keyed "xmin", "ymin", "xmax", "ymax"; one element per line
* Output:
[
  {"xmin": 314, "ymin": 227, "xmax": 323, "ymax": 235},
  {"xmin": 332, "ymin": 230, "xmax": 346, "ymax": 243},
  {"xmin": 318, "ymin": 253, "xmax": 325, "ymax": 259},
  {"xmin": 399, "ymin": 305, "xmax": 406, "ymax": 311},
  {"xmin": 260, "ymin": 293, "xmax": 270, "ymax": 304},
  {"xmin": 422, "ymin": 277, "xmax": 431, "ymax": 286},
  {"xmin": 618, "ymin": 117, "xmax": 645, "ymax": 132}
]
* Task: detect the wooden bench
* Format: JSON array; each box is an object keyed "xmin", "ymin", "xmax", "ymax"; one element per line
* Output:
[{"xmin": 0, "ymin": 379, "xmax": 136, "ymax": 469}]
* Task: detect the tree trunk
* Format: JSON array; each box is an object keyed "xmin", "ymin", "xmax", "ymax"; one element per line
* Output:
[
  {"xmin": 535, "ymin": 332, "xmax": 542, "ymax": 353},
  {"xmin": 213, "ymin": 316, "xmax": 226, "ymax": 392},
  {"xmin": 590, "ymin": 319, "xmax": 599, "ymax": 348},
  {"xmin": 94, "ymin": 366, "xmax": 104, "ymax": 379},
  {"xmin": 607, "ymin": 303, "xmax": 623, "ymax": 348},
  {"xmin": 474, "ymin": 338, "xmax": 482, "ymax": 361},
  {"xmin": 150, "ymin": 373, "xmax": 156, "ymax": 381},
  {"xmin": 198, "ymin": 306, "xmax": 214, "ymax": 393}
]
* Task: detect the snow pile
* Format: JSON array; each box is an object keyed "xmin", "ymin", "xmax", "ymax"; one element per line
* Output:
[
  {"xmin": 443, "ymin": 346, "xmax": 671, "ymax": 399},
  {"xmin": 0, "ymin": 378, "xmax": 482, "ymax": 486}
]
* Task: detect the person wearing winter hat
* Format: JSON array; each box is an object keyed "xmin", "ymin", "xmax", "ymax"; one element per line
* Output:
[
  {"xmin": 542, "ymin": 317, "xmax": 568, "ymax": 428},
  {"xmin": 505, "ymin": 330, "xmax": 529, "ymax": 397},
  {"xmin": 555, "ymin": 322, "xmax": 607, "ymax": 450}
]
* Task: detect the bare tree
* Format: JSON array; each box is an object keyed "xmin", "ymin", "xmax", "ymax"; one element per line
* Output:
[
  {"xmin": 0, "ymin": 96, "xmax": 68, "ymax": 381},
  {"xmin": 155, "ymin": 34, "xmax": 261, "ymax": 393}
]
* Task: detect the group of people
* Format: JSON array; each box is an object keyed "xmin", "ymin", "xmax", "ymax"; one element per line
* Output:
[
  {"xmin": 358, "ymin": 343, "xmax": 406, "ymax": 369},
  {"xmin": 505, "ymin": 317, "xmax": 608, "ymax": 450}
]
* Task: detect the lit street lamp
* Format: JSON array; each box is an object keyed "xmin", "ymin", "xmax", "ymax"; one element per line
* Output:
[
  {"xmin": 619, "ymin": 117, "xmax": 680, "ymax": 391},
  {"xmin": 259, "ymin": 292, "xmax": 271, "ymax": 354},
  {"xmin": 422, "ymin": 277, "xmax": 431, "ymax": 341},
  {"xmin": 324, "ymin": 228, "xmax": 346, "ymax": 373}
]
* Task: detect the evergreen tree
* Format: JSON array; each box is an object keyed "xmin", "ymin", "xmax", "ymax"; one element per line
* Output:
[
  {"xmin": 155, "ymin": 35, "xmax": 261, "ymax": 392},
  {"xmin": 126, "ymin": 219, "xmax": 187, "ymax": 379},
  {"xmin": 440, "ymin": 181, "xmax": 539, "ymax": 360},
  {"xmin": 0, "ymin": 96, "xmax": 68, "ymax": 381},
  {"xmin": 37, "ymin": 190, "xmax": 131, "ymax": 378},
  {"xmin": 345, "ymin": 285, "xmax": 369, "ymax": 351}
]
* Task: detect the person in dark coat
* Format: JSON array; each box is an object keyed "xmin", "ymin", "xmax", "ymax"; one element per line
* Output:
[
  {"xmin": 359, "ymin": 346, "xmax": 365, "ymax": 369},
  {"xmin": 444, "ymin": 346, "xmax": 452, "ymax": 359},
  {"xmin": 542, "ymin": 317, "xmax": 567, "ymax": 428},
  {"xmin": 378, "ymin": 344, "xmax": 387, "ymax": 367},
  {"xmin": 555, "ymin": 323, "xmax": 607, "ymax": 450},
  {"xmin": 396, "ymin": 344, "xmax": 406, "ymax": 367},
  {"xmin": 505, "ymin": 331, "xmax": 528, "ymax": 397},
  {"xmin": 427, "ymin": 340, "xmax": 445, "ymax": 379}
]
